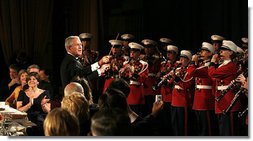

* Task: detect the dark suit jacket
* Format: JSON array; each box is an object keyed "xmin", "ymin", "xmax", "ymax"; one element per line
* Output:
[{"xmin": 60, "ymin": 54, "xmax": 98, "ymax": 88}]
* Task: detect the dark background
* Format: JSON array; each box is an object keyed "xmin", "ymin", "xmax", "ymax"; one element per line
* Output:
[{"xmin": 0, "ymin": 0, "xmax": 248, "ymax": 96}]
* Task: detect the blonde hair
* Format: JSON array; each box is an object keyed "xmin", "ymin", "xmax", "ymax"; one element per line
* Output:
[
  {"xmin": 44, "ymin": 108, "xmax": 80, "ymax": 136},
  {"xmin": 61, "ymin": 92, "xmax": 89, "ymax": 122}
]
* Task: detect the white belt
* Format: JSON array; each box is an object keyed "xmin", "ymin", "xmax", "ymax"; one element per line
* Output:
[
  {"xmin": 148, "ymin": 73, "xmax": 156, "ymax": 77},
  {"xmin": 217, "ymin": 85, "xmax": 229, "ymax": 91},
  {"xmin": 174, "ymin": 85, "xmax": 183, "ymax": 90},
  {"xmin": 196, "ymin": 85, "xmax": 212, "ymax": 89},
  {"xmin": 130, "ymin": 80, "xmax": 141, "ymax": 86}
]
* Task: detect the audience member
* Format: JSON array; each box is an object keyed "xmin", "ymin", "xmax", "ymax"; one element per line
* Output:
[
  {"xmin": 44, "ymin": 108, "xmax": 80, "ymax": 136},
  {"xmin": 0, "ymin": 64, "xmax": 20, "ymax": 101},
  {"xmin": 61, "ymin": 92, "xmax": 90, "ymax": 135},
  {"xmin": 5, "ymin": 69, "xmax": 28, "ymax": 108},
  {"xmin": 90, "ymin": 108, "xmax": 132, "ymax": 136},
  {"xmin": 16, "ymin": 72, "xmax": 50, "ymax": 136}
]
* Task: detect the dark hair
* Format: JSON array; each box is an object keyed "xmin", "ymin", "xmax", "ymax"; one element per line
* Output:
[
  {"xmin": 40, "ymin": 68, "xmax": 51, "ymax": 76},
  {"xmin": 26, "ymin": 72, "xmax": 40, "ymax": 83},
  {"xmin": 102, "ymin": 88, "xmax": 128, "ymax": 112},
  {"xmin": 9, "ymin": 64, "xmax": 20, "ymax": 72},
  {"xmin": 91, "ymin": 108, "xmax": 132, "ymax": 136},
  {"xmin": 107, "ymin": 78, "xmax": 130, "ymax": 98}
]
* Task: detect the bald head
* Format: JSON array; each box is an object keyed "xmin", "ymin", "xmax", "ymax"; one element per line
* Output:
[{"xmin": 64, "ymin": 82, "xmax": 84, "ymax": 97}]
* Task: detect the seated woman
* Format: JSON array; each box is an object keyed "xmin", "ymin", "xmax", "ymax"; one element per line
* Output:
[
  {"xmin": 61, "ymin": 92, "xmax": 90, "ymax": 135},
  {"xmin": 16, "ymin": 72, "xmax": 50, "ymax": 136},
  {"xmin": 5, "ymin": 69, "xmax": 28, "ymax": 108},
  {"xmin": 44, "ymin": 108, "xmax": 80, "ymax": 136}
]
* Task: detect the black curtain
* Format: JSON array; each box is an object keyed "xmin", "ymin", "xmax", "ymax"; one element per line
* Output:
[{"xmin": 0, "ymin": 0, "xmax": 248, "ymax": 93}]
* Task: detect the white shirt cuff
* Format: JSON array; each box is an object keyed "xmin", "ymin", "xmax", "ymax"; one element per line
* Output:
[
  {"xmin": 97, "ymin": 69, "xmax": 101, "ymax": 76},
  {"xmin": 91, "ymin": 62, "xmax": 100, "ymax": 71}
]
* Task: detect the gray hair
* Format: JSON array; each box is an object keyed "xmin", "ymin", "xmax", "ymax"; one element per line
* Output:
[{"xmin": 65, "ymin": 36, "xmax": 80, "ymax": 50}]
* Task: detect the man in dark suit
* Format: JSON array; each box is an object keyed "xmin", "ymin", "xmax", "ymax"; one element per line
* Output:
[{"xmin": 60, "ymin": 36, "xmax": 110, "ymax": 89}]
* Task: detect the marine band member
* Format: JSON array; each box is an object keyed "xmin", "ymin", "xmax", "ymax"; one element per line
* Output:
[
  {"xmin": 103, "ymin": 39, "xmax": 129, "ymax": 93},
  {"xmin": 119, "ymin": 42, "xmax": 148, "ymax": 117},
  {"xmin": 171, "ymin": 50, "xmax": 195, "ymax": 136},
  {"xmin": 208, "ymin": 40, "xmax": 241, "ymax": 136},
  {"xmin": 188, "ymin": 42, "xmax": 218, "ymax": 136}
]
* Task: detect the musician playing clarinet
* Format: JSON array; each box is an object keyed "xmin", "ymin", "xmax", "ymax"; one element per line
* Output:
[
  {"xmin": 119, "ymin": 42, "xmax": 148, "ymax": 117},
  {"xmin": 188, "ymin": 42, "xmax": 218, "ymax": 136},
  {"xmin": 157, "ymin": 45, "xmax": 179, "ymax": 135},
  {"xmin": 171, "ymin": 50, "xmax": 196, "ymax": 136},
  {"xmin": 208, "ymin": 40, "xmax": 242, "ymax": 136},
  {"xmin": 141, "ymin": 39, "xmax": 161, "ymax": 116}
]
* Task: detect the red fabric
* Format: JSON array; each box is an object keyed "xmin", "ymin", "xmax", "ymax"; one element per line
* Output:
[
  {"xmin": 171, "ymin": 66, "xmax": 195, "ymax": 107},
  {"xmin": 161, "ymin": 85, "xmax": 172, "ymax": 102},
  {"xmin": 208, "ymin": 62, "xmax": 241, "ymax": 114},
  {"xmin": 159, "ymin": 61, "xmax": 179, "ymax": 102},
  {"xmin": 127, "ymin": 85, "xmax": 145, "ymax": 105},
  {"xmin": 125, "ymin": 60, "xmax": 149, "ymax": 105},
  {"xmin": 188, "ymin": 64, "xmax": 215, "ymax": 110},
  {"xmin": 103, "ymin": 77, "xmax": 114, "ymax": 93}
]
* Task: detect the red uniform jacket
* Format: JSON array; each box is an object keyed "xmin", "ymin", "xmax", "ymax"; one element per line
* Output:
[
  {"xmin": 160, "ymin": 61, "xmax": 178, "ymax": 102},
  {"xmin": 103, "ymin": 56, "xmax": 127, "ymax": 93},
  {"xmin": 121, "ymin": 60, "xmax": 148, "ymax": 105},
  {"xmin": 171, "ymin": 65, "xmax": 195, "ymax": 107},
  {"xmin": 143, "ymin": 55, "xmax": 161, "ymax": 96},
  {"xmin": 188, "ymin": 61, "xmax": 215, "ymax": 110},
  {"xmin": 208, "ymin": 61, "xmax": 240, "ymax": 114}
]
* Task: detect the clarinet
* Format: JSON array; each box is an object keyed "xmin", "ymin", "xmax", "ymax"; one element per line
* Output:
[
  {"xmin": 216, "ymin": 70, "xmax": 248, "ymax": 102},
  {"xmin": 215, "ymin": 80, "xmax": 238, "ymax": 102},
  {"xmin": 152, "ymin": 73, "xmax": 173, "ymax": 90},
  {"xmin": 152, "ymin": 62, "xmax": 181, "ymax": 90},
  {"xmin": 222, "ymin": 88, "xmax": 246, "ymax": 115},
  {"xmin": 238, "ymin": 107, "xmax": 248, "ymax": 118}
]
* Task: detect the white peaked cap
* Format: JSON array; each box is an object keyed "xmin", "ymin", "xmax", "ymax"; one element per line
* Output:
[
  {"xmin": 79, "ymin": 33, "xmax": 93, "ymax": 39},
  {"xmin": 180, "ymin": 50, "xmax": 192, "ymax": 60},
  {"xmin": 160, "ymin": 38, "xmax": 173, "ymax": 44},
  {"xmin": 211, "ymin": 35, "xmax": 225, "ymax": 41},
  {"xmin": 241, "ymin": 37, "xmax": 248, "ymax": 44},
  {"xmin": 129, "ymin": 42, "xmax": 144, "ymax": 50},
  {"xmin": 221, "ymin": 40, "xmax": 237, "ymax": 53},
  {"xmin": 121, "ymin": 34, "xmax": 135, "ymax": 40},
  {"xmin": 141, "ymin": 39, "xmax": 157, "ymax": 46},
  {"xmin": 109, "ymin": 40, "xmax": 123, "ymax": 46},
  {"xmin": 237, "ymin": 46, "xmax": 244, "ymax": 54},
  {"xmin": 166, "ymin": 45, "xmax": 178, "ymax": 54},
  {"xmin": 201, "ymin": 42, "xmax": 215, "ymax": 54}
]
